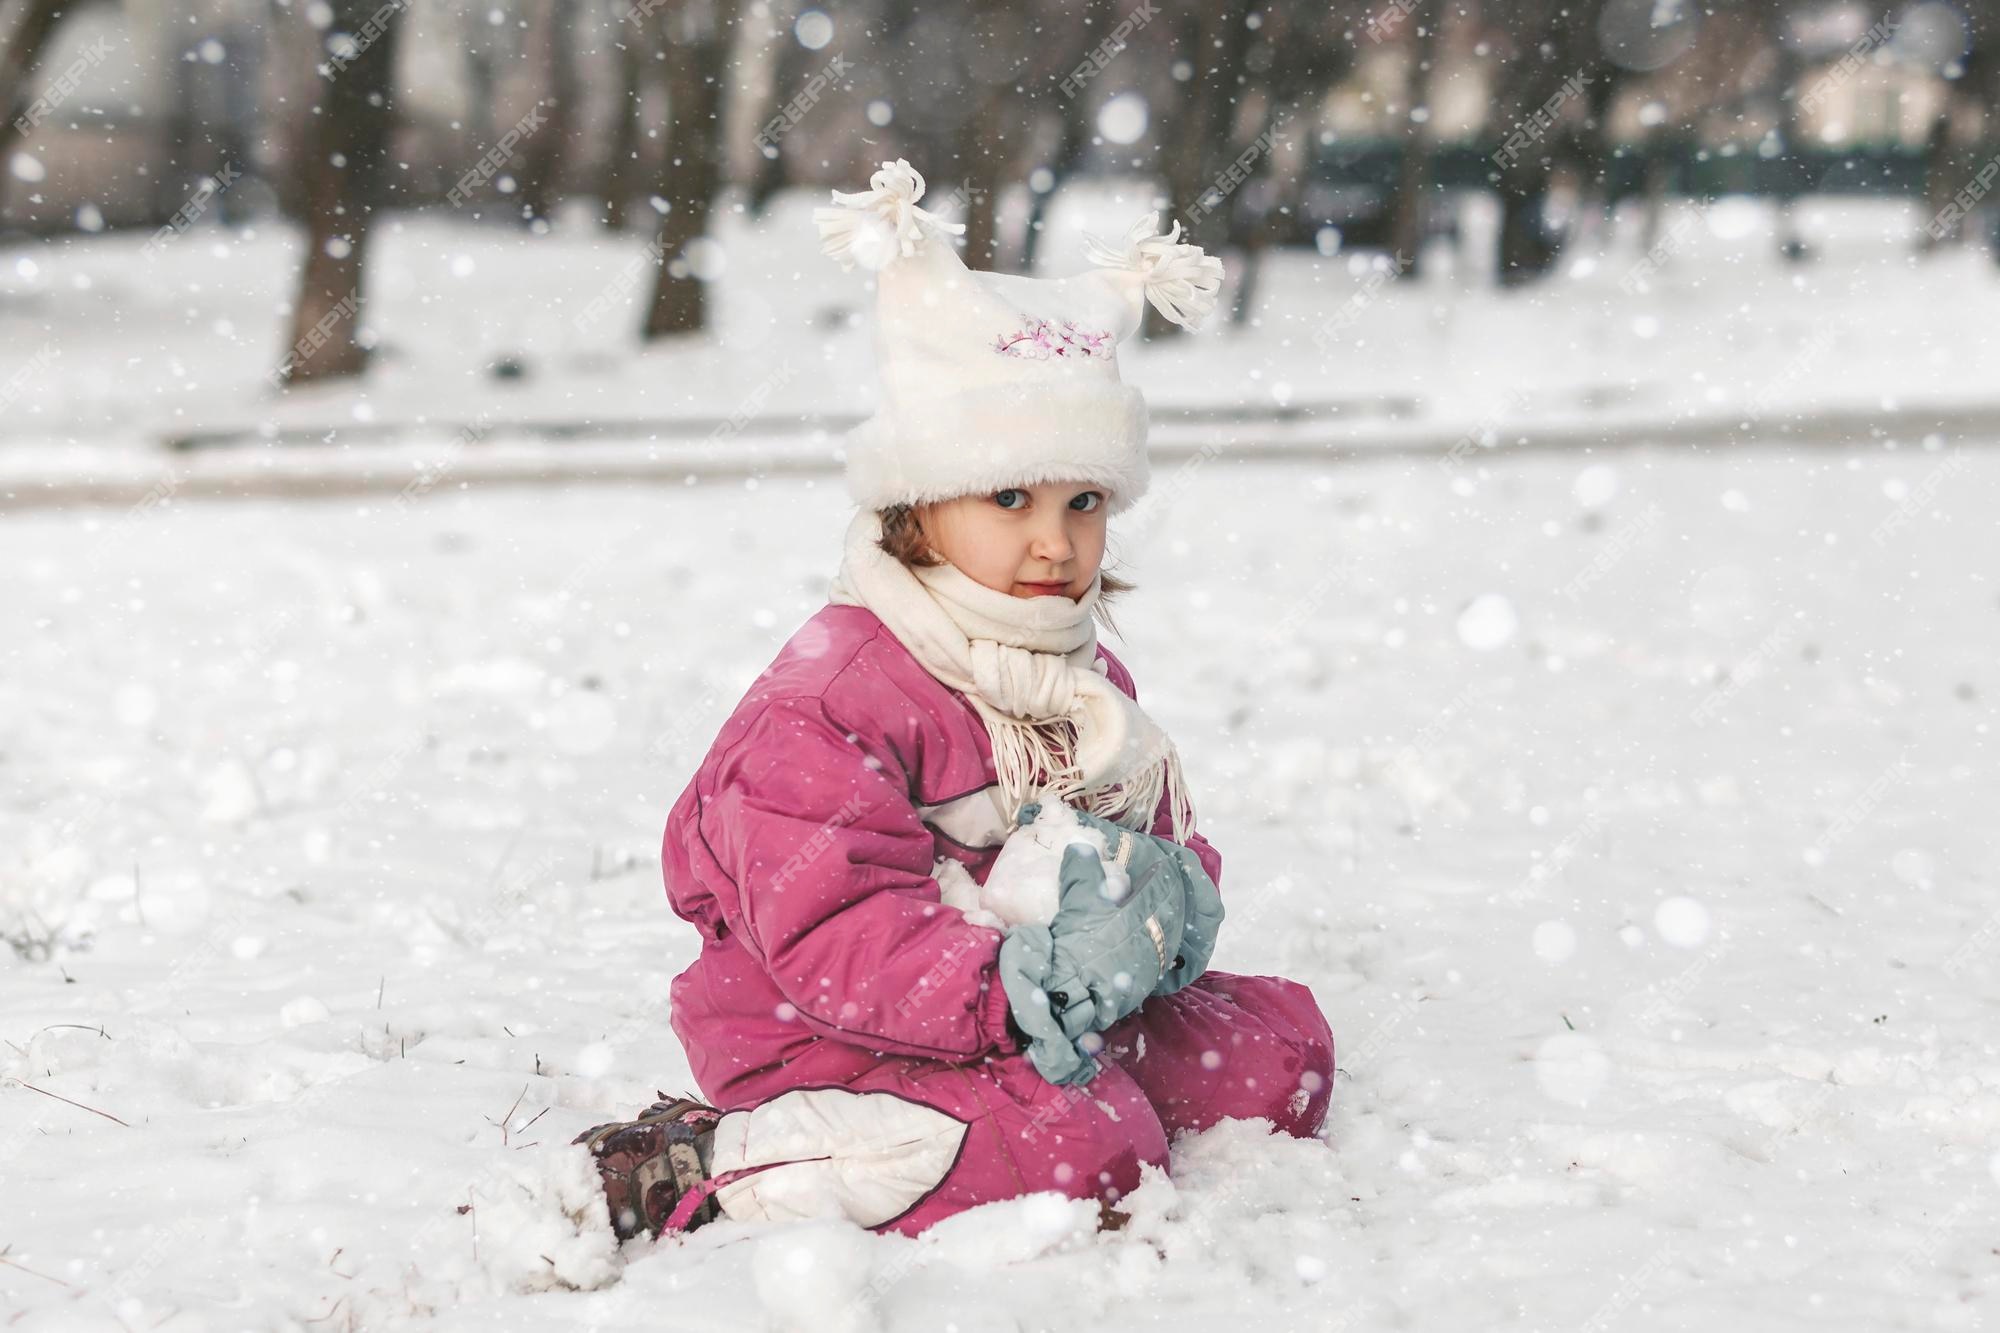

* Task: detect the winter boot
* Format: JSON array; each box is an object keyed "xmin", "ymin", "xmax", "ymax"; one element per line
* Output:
[{"xmin": 572, "ymin": 1091, "xmax": 726, "ymax": 1239}]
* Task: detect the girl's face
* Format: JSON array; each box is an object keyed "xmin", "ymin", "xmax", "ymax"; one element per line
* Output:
[{"xmin": 917, "ymin": 481, "xmax": 1109, "ymax": 600}]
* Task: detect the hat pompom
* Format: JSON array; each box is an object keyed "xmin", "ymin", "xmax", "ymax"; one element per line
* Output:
[
  {"xmin": 1082, "ymin": 212, "xmax": 1225, "ymax": 329},
  {"xmin": 812, "ymin": 158, "xmax": 967, "ymax": 272}
]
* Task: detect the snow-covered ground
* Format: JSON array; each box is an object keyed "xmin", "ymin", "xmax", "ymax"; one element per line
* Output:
[
  {"xmin": 4, "ymin": 429, "xmax": 1995, "ymax": 1329},
  {"xmin": 3, "ymin": 186, "xmax": 1997, "ymax": 464}
]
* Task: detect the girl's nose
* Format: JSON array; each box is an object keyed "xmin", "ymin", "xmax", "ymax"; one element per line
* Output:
[{"xmin": 1031, "ymin": 520, "xmax": 1075, "ymax": 563}]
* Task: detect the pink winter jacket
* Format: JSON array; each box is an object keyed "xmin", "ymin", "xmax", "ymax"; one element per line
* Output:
[{"xmin": 662, "ymin": 602, "xmax": 1222, "ymax": 1106}]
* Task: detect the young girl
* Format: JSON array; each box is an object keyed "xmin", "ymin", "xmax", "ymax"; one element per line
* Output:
[{"xmin": 571, "ymin": 160, "xmax": 1336, "ymax": 1240}]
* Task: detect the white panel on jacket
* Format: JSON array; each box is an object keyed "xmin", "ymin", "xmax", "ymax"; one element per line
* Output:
[
  {"xmin": 915, "ymin": 782, "xmax": 1011, "ymax": 850},
  {"xmin": 708, "ymin": 1087, "xmax": 968, "ymax": 1229}
]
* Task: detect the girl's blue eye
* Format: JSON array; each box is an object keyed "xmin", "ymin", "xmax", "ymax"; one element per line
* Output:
[
  {"xmin": 1070, "ymin": 491, "xmax": 1103, "ymax": 512},
  {"xmin": 994, "ymin": 490, "xmax": 1027, "ymax": 510}
]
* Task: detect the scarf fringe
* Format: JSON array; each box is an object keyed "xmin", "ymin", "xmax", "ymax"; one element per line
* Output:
[{"xmin": 985, "ymin": 711, "xmax": 1196, "ymax": 848}]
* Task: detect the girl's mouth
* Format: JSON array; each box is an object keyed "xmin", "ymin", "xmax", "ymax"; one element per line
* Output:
[{"xmin": 1017, "ymin": 580, "xmax": 1070, "ymax": 596}]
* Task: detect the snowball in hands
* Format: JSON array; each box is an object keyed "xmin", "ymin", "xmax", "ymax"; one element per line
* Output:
[{"xmin": 954, "ymin": 800, "xmax": 1133, "ymax": 928}]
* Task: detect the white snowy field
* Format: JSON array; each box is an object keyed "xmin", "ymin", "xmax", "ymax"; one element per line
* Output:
[
  {"xmin": 2, "ymin": 434, "xmax": 1995, "ymax": 1331},
  {"xmin": 2, "ymin": 184, "xmax": 1998, "ymax": 465}
]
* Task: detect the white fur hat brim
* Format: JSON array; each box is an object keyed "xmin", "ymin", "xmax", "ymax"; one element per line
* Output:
[{"xmin": 844, "ymin": 380, "xmax": 1150, "ymax": 517}]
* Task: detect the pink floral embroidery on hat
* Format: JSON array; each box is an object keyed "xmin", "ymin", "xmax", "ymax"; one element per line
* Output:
[{"xmin": 993, "ymin": 316, "xmax": 1115, "ymax": 360}]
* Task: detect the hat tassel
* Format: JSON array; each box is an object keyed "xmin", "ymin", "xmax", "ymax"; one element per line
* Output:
[
  {"xmin": 812, "ymin": 158, "xmax": 966, "ymax": 271},
  {"xmin": 1082, "ymin": 212, "xmax": 1225, "ymax": 330}
]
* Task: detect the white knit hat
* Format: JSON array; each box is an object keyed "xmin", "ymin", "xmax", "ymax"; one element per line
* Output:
[{"xmin": 812, "ymin": 159, "xmax": 1224, "ymax": 518}]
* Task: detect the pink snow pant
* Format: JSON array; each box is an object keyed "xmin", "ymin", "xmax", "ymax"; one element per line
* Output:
[{"xmin": 702, "ymin": 971, "xmax": 1336, "ymax": 1237}]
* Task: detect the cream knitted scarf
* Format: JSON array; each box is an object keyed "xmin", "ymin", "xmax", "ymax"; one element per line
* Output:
[{"xmin": 826, "ymin": 508, "xmax": 1195, "ymax": 844}]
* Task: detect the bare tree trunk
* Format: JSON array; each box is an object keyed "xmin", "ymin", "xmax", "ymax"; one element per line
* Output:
[
  {"xmin": 1916, "ymin": 99, "xmax": 1961, "ymax": 252},
  {"xmin": 154, "ymin": 31, "xmax": 198, "ymax": 225},
  {"xmin": 1230, "ymin": 4, "xmax": 1349, "ymax": 322},
  {"xmin": 516, "ymin": 0, "xmax": 576, "ymax": 226},
  {"xmin": 1636, "ymin": 143, "xmax": 1673, "ymax": 255},
  {"xmin": 1150, "ymin": 0, "xmax": 1255, "ymax": 338},
  {"xmin": 1019, "ymin": 0, "xmax": 1117, "ymax": 274},
  {"xmin": 952, "ymin": 0, "xmax": 1016, "ymax": 270},
  {"xmin": 951, "ymin": 118, "xmax": 1010, "ymax": 265},
  {"xmin": 463, "ymin": 2, "xmax": 498, "ymax": 173},
  {"xmin": 269, "ymin": 10, "xmax": 317, "ymax": 222},
  {"xmin": 0, "ymin": 0, "xmax": 79, "ymax": 192},
  {"xmin": 1020, "ymin": 75, "xmax": 1091, "ymax": 273},
  {"xmin": 644, "ymin": 0, "xmax": 737, "ymax": 339},
  {"xmin": 743, "ymin": 1, "xmax": 807, "ymax": 216},
  {"xmin": 1913, "ymin": 18, "xmax": 1997, "ymax": 258},
  {"xmin": 211, "ymin": 17, "xmax": 261, "ymax": 224},
  {"xmin": 1229, "ymin": 199, "xmax": 1298, "ymax": 328},
  {"xmin": 1758, "ymin": 6, "xmax": 1812, "ymax": 263},
  {"xmin": 1979, "ymin": 33, "xmax": 2000, "ymax": 266},
  {"xmin": 1493, "ymin": 153, "xmax": 1558, "ymax": 285},
  {"xmin": 1220, "ymin": 91, "xmax": 1303, "ymax": 325},
  {"xmin": 1484, "ymin": 0, "xmax": 1607, "ymax": 287},
  {"xmin": 276, "ymin": 0, "xmax": 404, "ymax": 387},
  {"xmin": 953, "ymin": 109, "xmax": 1008, "ymax": 269},
  {"xmin": 1388, "ymin": 1, "xmax": 1441, "ymax": 278},
  {"xmin": 601, "ymin": 0, "xmax": 649, "ymax": 229},
  {"xmin": 1557, "ymin": 56, "xmax": 1622, "ymax": 258}
]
